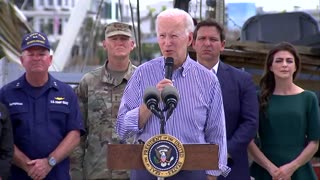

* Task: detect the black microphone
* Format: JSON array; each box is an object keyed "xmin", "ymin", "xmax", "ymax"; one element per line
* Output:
[
  {"xmin": 143, "ymin": 87, "xmax": 162, "ymax": 118},
  {"xmin": 161, "ymin": 85, "xmax": 179, "ymax": 119},
  {"xmin": 164, "ymin": 57, "xmax": 174, "ymax": 80}
]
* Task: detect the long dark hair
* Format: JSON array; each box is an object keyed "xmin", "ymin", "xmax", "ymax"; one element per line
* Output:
[{"xmin": 259, "ymin": 42, "xmax": 301, "ymax": 112}]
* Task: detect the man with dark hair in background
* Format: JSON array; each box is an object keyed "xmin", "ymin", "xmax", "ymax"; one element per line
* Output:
[{"xmin": 193, "ymin": 19, "xmax": 259, "ymax": 180}]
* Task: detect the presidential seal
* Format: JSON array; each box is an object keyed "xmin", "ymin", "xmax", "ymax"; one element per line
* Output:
[{"xmin": 142, "ymin": 134, "xmax": 185, "ymax": 178}]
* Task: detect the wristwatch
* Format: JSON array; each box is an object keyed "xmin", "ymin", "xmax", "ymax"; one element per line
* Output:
[{"xmin": 48, "ymin": 156, "xmax": 57, "ymax": 167}]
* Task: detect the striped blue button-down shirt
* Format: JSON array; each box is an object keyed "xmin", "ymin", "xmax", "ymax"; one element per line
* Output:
[{"xmin": 116, "ymin": 56, "xmax": 230, "ymax": 176}]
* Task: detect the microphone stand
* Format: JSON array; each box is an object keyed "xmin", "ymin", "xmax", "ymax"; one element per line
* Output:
[
  {"xmin": 155, "ymin": 107, "xmax": 173, "ymax": 180},
  {"xmin": 149, "ymin": 103, "xmax": 176, "ymax": 179},
  {"xmin": 160, "ymin": 114, "xmax": 166, "ymax": 134},
  {"xmin": 158, "ymin": 106, "xmax": 176, "ymax": 180},
  {"xmin": 157, "ymin": 108, "xmax": 165, "ymax": 134},
  {"xmin": 155, "ymin": 108, "xmax": 165, "ymax": 180},
  {"xmin": 149, "ymin": 106, "xmax": 166, "ymax": 134},
  {"xmin": 160, "ymin": 105, "xmax": 175, "ymax": 134}
]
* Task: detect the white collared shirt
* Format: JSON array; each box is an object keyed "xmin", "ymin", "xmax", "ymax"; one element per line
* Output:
[{"xmin": 212, "ymin": 61, "xmax": 219, "ymax": 74}]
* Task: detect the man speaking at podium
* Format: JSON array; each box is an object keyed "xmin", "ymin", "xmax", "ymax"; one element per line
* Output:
[{"xmin": 116, "ymin": 8, "xmax": 230, "ymax": 180}]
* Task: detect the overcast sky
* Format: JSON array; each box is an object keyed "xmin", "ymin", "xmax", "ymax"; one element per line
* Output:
[
  {"xmin": 226, "ymin": 0, "xmax": 319, "ymax": 11},
  {"xmin": 134, "ymin": 0, "xmax": 320, "ymax": 12}
]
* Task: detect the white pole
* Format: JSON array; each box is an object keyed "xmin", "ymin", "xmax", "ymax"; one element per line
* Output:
[{"xmin": 52, "ymin": 0, "xmax": 91, "ymax": 71}]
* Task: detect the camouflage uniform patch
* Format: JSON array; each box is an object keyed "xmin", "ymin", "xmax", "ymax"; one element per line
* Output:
[{"xmin": 70, "ymin": 61, "xmax": 136, "ymax": 180}]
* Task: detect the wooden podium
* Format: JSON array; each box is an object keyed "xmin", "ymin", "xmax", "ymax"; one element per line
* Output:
[{"xmin": 107, "ymin": 144, "xmax": 219, "ymax": 171}]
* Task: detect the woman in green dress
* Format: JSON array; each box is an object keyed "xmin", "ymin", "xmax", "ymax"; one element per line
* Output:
[{"xmin": 248, "ymin": 42, "xmax": 320, "ymax": 180}]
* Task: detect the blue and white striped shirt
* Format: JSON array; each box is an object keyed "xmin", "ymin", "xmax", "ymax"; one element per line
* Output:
[{"xmin": 116, "ymin": 56, "xmax": 230, "ymax": 176}]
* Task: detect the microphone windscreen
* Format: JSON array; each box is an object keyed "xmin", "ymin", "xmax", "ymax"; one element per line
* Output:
[
  {"xmin": 161, "ymin": 85, "xmax": 179, "ymax": 102},
  {"xmin": 143, "ymin": 87, "xmax": 160, "ymax": 104}
]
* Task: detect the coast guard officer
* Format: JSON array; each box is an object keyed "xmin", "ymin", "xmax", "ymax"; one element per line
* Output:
[{"xmin": 0, "ymin": 32, "xmax": 85, "ymax": 180}]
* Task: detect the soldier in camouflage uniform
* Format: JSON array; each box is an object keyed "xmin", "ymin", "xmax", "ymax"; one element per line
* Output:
[{"xmin": 70, "ymin": 22, "xmax": 136, "ymax": 180}]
